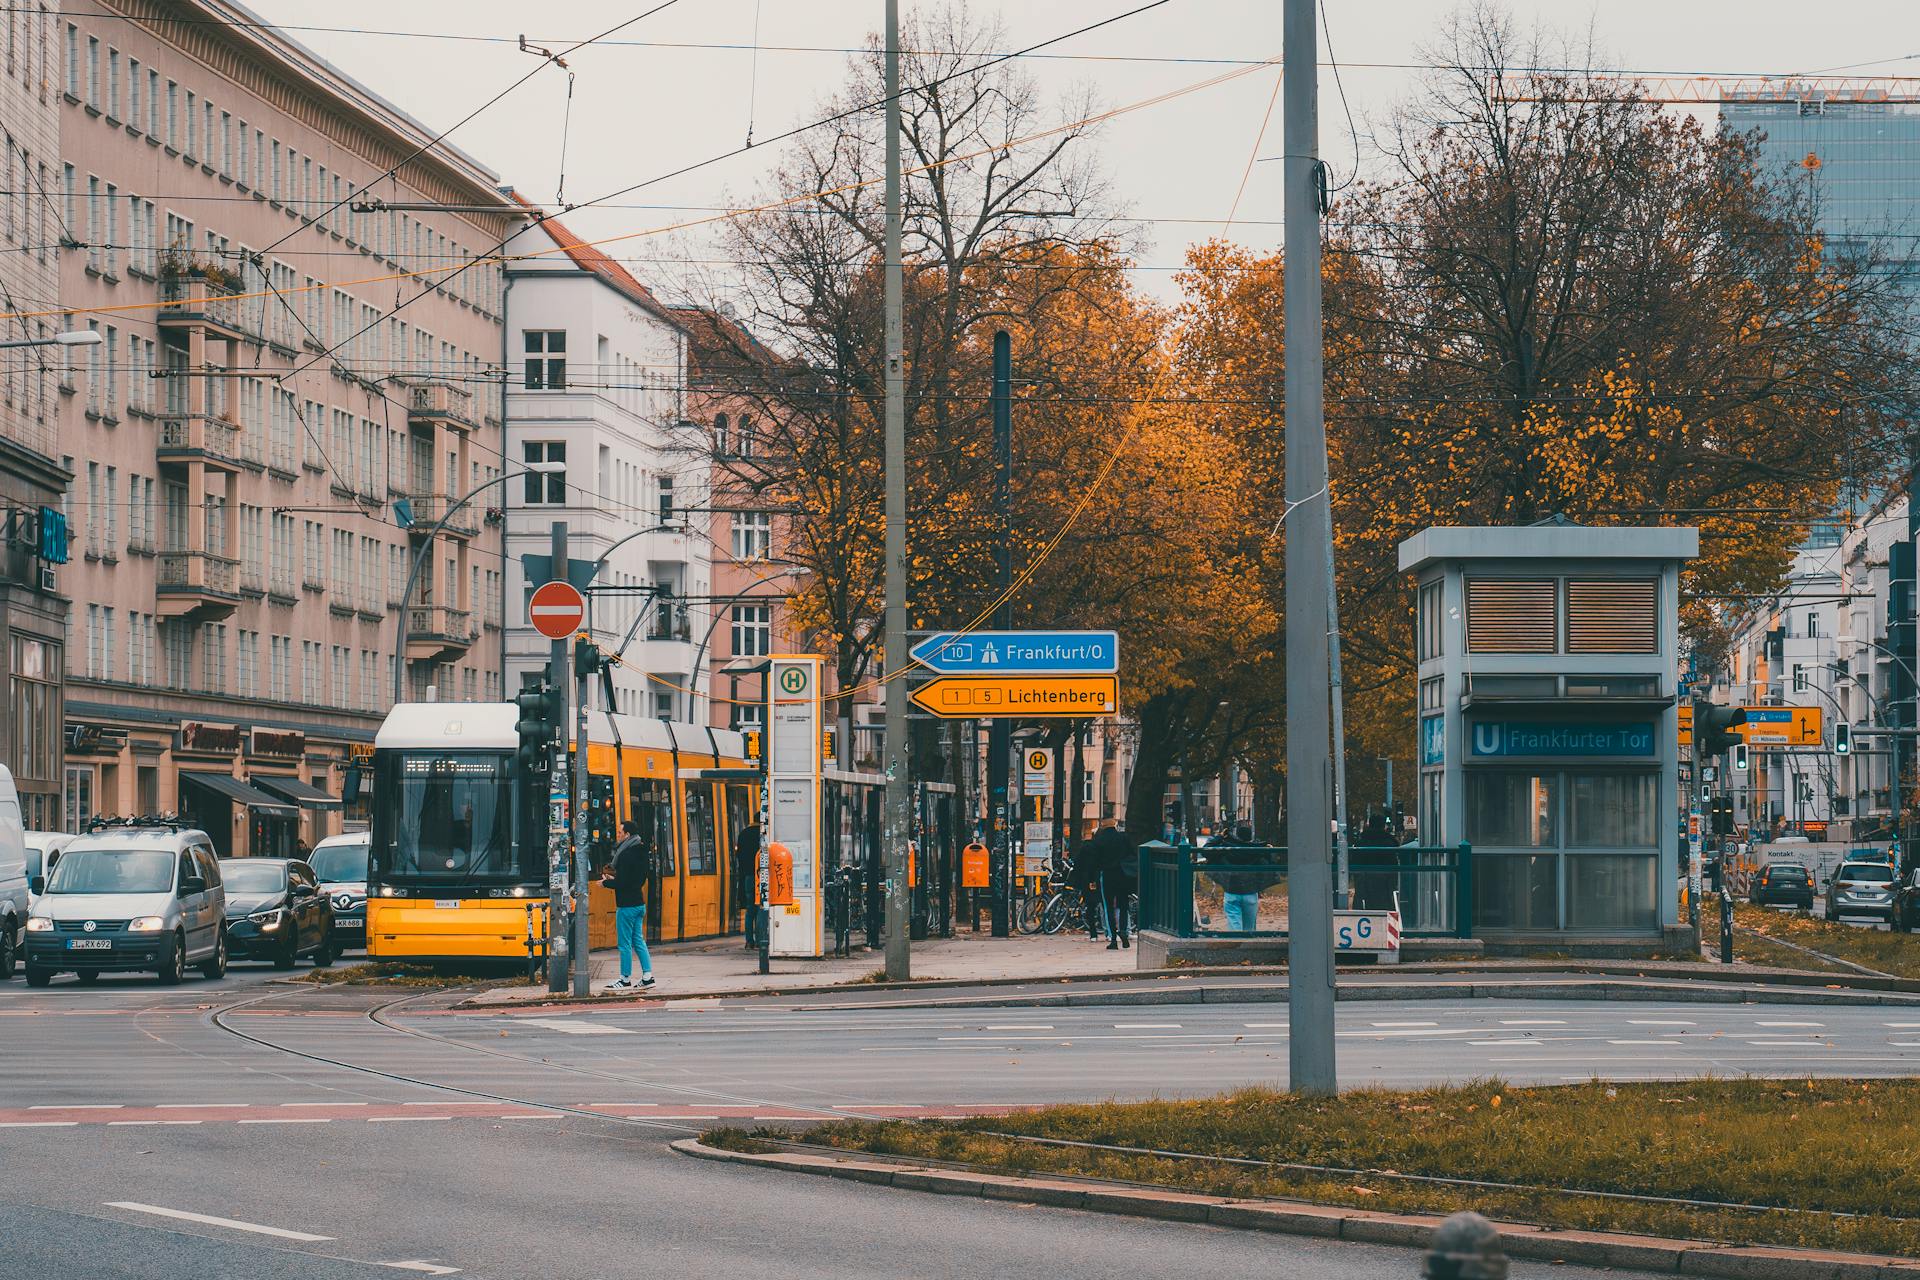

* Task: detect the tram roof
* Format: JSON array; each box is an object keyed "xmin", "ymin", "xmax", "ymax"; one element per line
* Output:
[{"xmin": 376, "ymin": 702, "xmax": 518, "ymax": 750}]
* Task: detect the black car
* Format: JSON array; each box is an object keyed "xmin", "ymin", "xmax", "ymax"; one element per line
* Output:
[
  {"xmin": 1751, "ymin": 861, "xmax": 1814, "ymax": 910},
  {"xmin": 1894, "ymin": 868, "xmax": 1920, "ymax": 932},
  {"xmin": 218, "ymin": 858, "xmax": 335, "ymax": 968}
]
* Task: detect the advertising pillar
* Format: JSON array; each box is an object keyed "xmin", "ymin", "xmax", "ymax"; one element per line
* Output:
[{"xmin": 767, "ymin": 656, "xmax": 824, "ymax": 957}]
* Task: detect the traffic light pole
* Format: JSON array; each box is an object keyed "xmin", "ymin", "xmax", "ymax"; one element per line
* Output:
[
  {"xmin": 988, "ymin": 331, "xmax": 1012, "ymax": 939},
  {"xmin": 572, "ymin": 633, "xmax": 591, "ymax": 999},
  {"xmin": 546, "ymin": 520, "xmax": 571, "ymax": 994}
]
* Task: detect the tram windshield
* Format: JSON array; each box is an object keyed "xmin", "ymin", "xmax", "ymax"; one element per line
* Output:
[{"xmin": 374, "ymin": 752, "xmax": 513, "ymax": 881}]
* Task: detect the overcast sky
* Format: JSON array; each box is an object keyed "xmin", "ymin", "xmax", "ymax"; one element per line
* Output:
[{"xmin": 253, "ymin": 0, "xmax": 1918, "ymax": 301}]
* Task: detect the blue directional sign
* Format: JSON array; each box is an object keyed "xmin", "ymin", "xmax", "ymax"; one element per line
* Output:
[{"xmin": 910, "ymin": 630, "xmax": 1118, "ymax": 675}]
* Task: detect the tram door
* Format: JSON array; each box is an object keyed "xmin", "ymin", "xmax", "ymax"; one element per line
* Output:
[
  {"xmin": 630, "ymin": 778, "xmax": 674, "ymax": 943},
  {"xmin": 724, "ymin": 785, "xmax": 754, "ymax": 934},
  {"xmin": 682, "ymin": 783, "xmax": 721, "ymax": 938}
]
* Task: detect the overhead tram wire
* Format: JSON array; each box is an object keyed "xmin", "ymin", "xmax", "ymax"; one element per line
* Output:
[{"xmin": 255, "ymin": 0, "xmax": 684, "ymax": 259}]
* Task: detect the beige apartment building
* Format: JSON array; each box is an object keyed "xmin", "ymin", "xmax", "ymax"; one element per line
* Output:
[{"xmin": 50, "ymin": 0, "xmax": 517, "ymax": 853}]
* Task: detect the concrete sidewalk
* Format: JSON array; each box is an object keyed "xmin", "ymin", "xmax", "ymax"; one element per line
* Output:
[{"xmin": 465, "ymin": 928, "xmax": 1138, "ymax": 1005}]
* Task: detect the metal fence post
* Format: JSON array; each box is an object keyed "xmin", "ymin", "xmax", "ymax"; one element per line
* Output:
[
  {"xmin": 1176, "ymin": 841, "xmax": 1194, "ymax": 938},
  {"xmin": 1456, "ymin": 841, "xmax": 1474, "ymax": 939}
]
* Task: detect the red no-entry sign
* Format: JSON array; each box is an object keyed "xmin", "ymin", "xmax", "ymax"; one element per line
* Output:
[{"xmin": 529, "ymin": 580, "xmax": 586, "ymax": 640}]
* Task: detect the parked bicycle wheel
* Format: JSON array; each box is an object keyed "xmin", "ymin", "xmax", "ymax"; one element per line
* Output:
[{"xmin": 1040, "ymin": 892, "xmax": 1074, "ymax": 935}]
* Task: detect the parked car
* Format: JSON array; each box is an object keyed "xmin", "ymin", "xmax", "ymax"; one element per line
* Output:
[
  {"xmin": 24, "ymin": 832, "xmax": 75, "ymax": 903},
  {"xmin": 307, "ymin": 831, "xmax": 369, "ymax": 952},
  {"xmin": 1825, "ymin": 860, "xmax": 1898, "ymax": 923},
  {"xmin": 219, "ymin": 858, "xmax": 335, "ymax": 968},
  {"xmin": 24, "ymin": 824, "xmax": 227, "ymax": 985},
  {"xmin": 1895, "ymin": 867, "xmax": 1920, "ymax": 933},
  {"xmin": 0, "ymin": 766, "xmax": 26, "ymax": 979},
  {"xmin": 1751, "ymin": 861, "xmax": 1814, "ymax": 910}
]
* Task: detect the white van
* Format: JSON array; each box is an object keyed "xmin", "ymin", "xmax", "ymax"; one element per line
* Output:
[
  {"xmin": 0, "ymin": 765, "xmax": 27, "ymax": 980},
  {"xmin": 25, "ymin": 822, "xmax": 227, "ymax": 985}
]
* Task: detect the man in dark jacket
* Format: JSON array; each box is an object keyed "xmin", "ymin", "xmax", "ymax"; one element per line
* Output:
[
  {"xmin": 600, "ymin": 819, "xmax": 655, "ymax": 990},
  {"xmin": 1082, "ymin": 823, "xmax": 1135, "ymax": 949},
  {"xmin": 733, "ymin": 822, "xmax": 762, "ymax": 948}
]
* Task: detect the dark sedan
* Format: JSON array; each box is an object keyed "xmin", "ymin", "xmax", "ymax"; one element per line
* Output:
[
  {"xmin": 218, "ymin": 858, "xmax": 335, "ymax": 968},
  {"xmin": 1751, "ymin": 861, "xmax": 1814, "ymax": 910},
  {"xmin": 1895, "ymin": 868, "xmax": 1920, "ymax": 932}
]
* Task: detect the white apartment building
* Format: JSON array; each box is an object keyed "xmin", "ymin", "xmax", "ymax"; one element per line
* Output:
[
  {"xmin": 53, "ymin": 0, "xmax": 516, "ymax": 853},
  {"xmin": 0, "ymin": 3, "xmax": 70, "ymax": 831},
  {"xmin": 500, "ymin": 205, "xmax": 709, "ymax": 719}
]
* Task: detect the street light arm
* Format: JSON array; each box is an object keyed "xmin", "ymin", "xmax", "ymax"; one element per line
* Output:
[{"xmin": 391, "ymin": 467, "xmax": 547, "ymax": 703}]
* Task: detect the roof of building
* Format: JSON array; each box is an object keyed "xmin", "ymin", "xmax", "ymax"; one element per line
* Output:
[
  {"xmin": 1398, "ymin": 524, "xmax": 1700, "ymax": 573},
  {"xmin": 669, "ymin": 305, "xmax": 787, "ymax": 382},
  {"xmin": 504, "ymin": 192, "xmax": 683, "ymax": 329}
]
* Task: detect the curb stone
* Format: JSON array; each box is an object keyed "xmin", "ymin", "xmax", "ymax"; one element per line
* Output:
[{"xmin": 671, "ymin": 1138, "xmax": 1920, "ymax": 1278}]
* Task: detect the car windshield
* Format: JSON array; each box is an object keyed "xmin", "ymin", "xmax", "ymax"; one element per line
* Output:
[
  {"xmin": 309, "ymin": 843, "xmax": 369, "ymax": 884},
  {"xmin": 45, "ymin": 849, "xmax": 174, "ymax": 895},
  {"xmin": 375, "ymin": 753, "xmax": 513, "ymax": 880},
  {"xmin": 1840, "ymin": 865, "xmax": 1894, "ymax": 883},
  {"xmin": 221, "ymin": 861, "xmax": 288, "ymax": 893},
  {"xmin": 1767, "ymin": 867, "xmax": 1807, "ymax": 879},
  {"xmin": 24, "ymin": 849, "xmax": 42, "ymax": 879}
]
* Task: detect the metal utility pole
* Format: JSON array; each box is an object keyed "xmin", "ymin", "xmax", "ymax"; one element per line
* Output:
[
  {"xmin": 989, "ymin": 330, "xmax": 1013, "ymax": 938},
  {"xmin": 1326, "ymin": 545, "xmax": 1351, "ymax": 903},
  {"xmin": 572, "ymin": 635, "xmax": 591, "ymax": 999},
  {"xmin": 547, "ymin": 520, "xmax": 571, "ymax": 994},
  {"xmin": 1282, "ymin": 0, "xmax": 1337, "ymax": 1096},
  {"xmin": 880, "ymin": 0, "xmax": 912, "ymax": 980}
]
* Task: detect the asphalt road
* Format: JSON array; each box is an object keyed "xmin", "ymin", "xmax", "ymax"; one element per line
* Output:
[{"xmin": 14, "ymin": 974, "xmax": 1905, "ymax": 1278}]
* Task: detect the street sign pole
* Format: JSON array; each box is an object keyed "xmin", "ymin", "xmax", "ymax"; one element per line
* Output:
[
  {"xmin": 990, "ymin": 330, "xmax": 1012, "ymax": 938},
  {"xmin": 546, "ymin": 520, "xmax": 570, "ymax": 994},
  {"xmin": 879, "ymin": 0, "xmax": 912, "ymax": 982},
  {"xmin": 1283, "ymin": 0, "xmax": 1337, "ymax": 1096}
]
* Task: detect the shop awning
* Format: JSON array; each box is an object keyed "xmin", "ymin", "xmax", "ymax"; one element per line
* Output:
[
  {"xmin": 180, "ymin": 771, "xmax": 298, "ymax": 818},
  {"xmin": 253, "ymin": 775, "xmax": 342, "ymax": 811}
]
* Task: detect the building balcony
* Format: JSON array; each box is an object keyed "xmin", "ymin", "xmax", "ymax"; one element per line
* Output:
[
  {"xmin": 157, "ymin": 551, "xmax": 241, "ymax": 620},
  {"xmin": 631, "ymin": 636, "xmax": 701, "ymax": 678},
  {"xmin": 408, "ymin": 380, "xmax": 475, "ymax": 431},
  {"xmin": 405, "ymin": 495, "xmax": 478, "ymax": 540},
  {"xmin": 158, "ymin": 415, "xmax": 245, "ymax": 473},
  {"xmin": 406, "ymin": 604, "xmax": 474, "ymax": 662},
  {"xmin": 157, "ymin": 263, "xmax": 250, "ymax": 341}
]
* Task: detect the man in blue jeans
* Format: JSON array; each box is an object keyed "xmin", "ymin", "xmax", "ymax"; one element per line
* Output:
[{"xmin": 601, "ymin": 819, "xmax": 655, "ymax": 990}]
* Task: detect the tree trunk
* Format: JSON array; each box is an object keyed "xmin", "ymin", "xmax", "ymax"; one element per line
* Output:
[
  {"xmin": 1068, "ymin": 720, "xmax": 1087, "ymax": 850},
  {"xmin": 1125, "ymin": 692, "xmax": 1186, "ymax": 842}
]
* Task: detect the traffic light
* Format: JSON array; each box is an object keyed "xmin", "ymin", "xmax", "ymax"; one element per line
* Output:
[
  {"xmin": 1835, "ymin": 722, "xmax": 1851, "ymax": 755},
  {"xmin": 1691, "ymin": 700, "xmax": 1747, "ymax": 757},
  {"xmin": 515, "ymin": 679, "xmax": 561, "ymax": 776},
  {"xmin": 1711, "ymin": 796, "xmax": 1734, "ymax": 835},
  {"xmin": 574, "ymin": 635, "xmax": 601, "ymax": 677},
  {"xmin": 1733, "ymin": 741, "xmax": 1749, "ymax": 772}
]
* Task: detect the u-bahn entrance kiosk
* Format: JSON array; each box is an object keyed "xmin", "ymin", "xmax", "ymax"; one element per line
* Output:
[{"xmin": 1398, "ymin": 522, "xmax": 1697, "ymax": 952}]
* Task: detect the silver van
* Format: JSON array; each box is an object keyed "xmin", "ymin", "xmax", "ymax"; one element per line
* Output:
[
  {"xmin": 0, "ymin": 765, "xmax": 27, "ymax": 980},
  {"xmin": 25, "ymin": 824, "xmax": 228, "ymax": 986}
]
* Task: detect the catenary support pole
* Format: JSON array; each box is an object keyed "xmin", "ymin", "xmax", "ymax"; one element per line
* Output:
[
  {"xmin": 1283, "ymin": 0, "xmax": 1337, "ymax": 1095},
  {"xmin": 572, "ymin": 634, "xmax": 591, "ymax": 998},
  {"xmin": 990, "ymin": 330, "xmax": 1013, "ymax": 938},
  {"xmin": 880, "ymin": 0, "xmax": 912, "ymax": 980},
  {"xmin": 547, "ymin": 520, "xmax": 571, "ymax": 994}
]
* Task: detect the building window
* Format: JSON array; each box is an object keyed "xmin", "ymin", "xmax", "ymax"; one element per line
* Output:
[
  {"xmin": 523, "ymin": 329, "xmax": 565, "ymax": 389},
  {"xmin": 731, "ymin": 605, "xmax": 771, "ymax": 657},
  {"xmin": 1417, "ymin": 579, "xmax": 1443, "ymax": 661},
  {"xmin": 1466, "ymin": 578, "xmax": 1557, "ymax": 654},
  {"xmin": 713, "ymin": 412, "xmax": 729, "ymax": 456},
  {"xmin": 64, "ymin": 765, "xmax": 94, "ymax": 834},
  {"xmin": 652, "ymin": 690, "xmax": 675, "ymax": 720},
  {"xmin": 522, "ymin": 442, "xmax": 565, "ymax": 504},
  {"xmin": 657, "ymin": 474, "xmax": 674, "ymax": 525},
  {"xmin": 12, "ymin": 635, "xmax": 60, "ymax": 786},
  {"xmin": 731, "ymin": 511, "xmax": 771, "ymax": 560},
  {"xmin": 1468, "ymin": 767, "xmax": 1660, "ymax": 932}
]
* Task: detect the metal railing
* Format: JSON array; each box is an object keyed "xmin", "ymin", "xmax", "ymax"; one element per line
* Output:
[
  {"xmin": 158, "ymin": 266, "xmax": 243, "ymax": 332},
  {"xmin": 405, "ymin": 495, "xmax": 479, "ymax": 537},
  {"xmin": 1137, "ymin": 841, "xmax": 1474, "ymax": 939},
  {"xmin": 158, "ymin": 415, "xmax": 241, "ymax": 466},
  {"xmin": 407, "ymin": 604, "xmax": 473, "ymax": 645},
  {"xmin": 408, "ymin": 380, "xmax": 475, "ymax": 427},
  {"xmin": 157, "ymin": 550, "xmax": 239, "ymax": 597}
]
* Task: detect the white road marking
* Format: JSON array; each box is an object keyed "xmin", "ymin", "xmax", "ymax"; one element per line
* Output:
[
  {"xmin": 1113, "ymin": 1023, "xmax": 1183, "ymax": 1029},
  {"xmin": 500, "ymin": 1113, "xmax": 563, "ymax": 1120},
  {"xmin": 513, "ymin": 1018, "xmax": 632, "ymax": 1036},
  {"xmin": 109, "ymin": 1121, "xmax": 163, "ymax": 1126},
  {"xmin": 155, "ymin": 1103, "xmax": 246, "ymax": 1109},
  {"xmin": 1243, "ymin": 1022, "xmax": 1289, "ymax": 1029},
  {"xmin": 404, "ymin": 1101, "xmax": 463, "ymax": 1106},
  {"xmin": 367, "ymin": 1116, "xmax": 451, "ymax": 1122},
  {"xmin": 1748, "ymin": 1040, "xmax": 1832, "ymax": 1047},
  {"xmin": 1607, "ymin": 1040, "xmax": 1682, "ymax": 1046},
  {"xmin": 0, "ymin": 1121, "xmax": 76, "ymax": 1128},
  {"xmin": 1370, "ymin": 1021, "xmax": 1438, "ymax": 1027},
  {"xmin": 1628, "ymin": 1020, "xmax": 1695, "ymax": 1026},
  {"xmin": 30, "ymin": 1104, "xmax": 121, "ymax": 1110},
  {"xmin": 381, "ymin": 1264, "xmax": 460, "ymax": 1276},
  {"xmin": 104, "ymin": 1202, "xmax": 333, "ymax": 1242},
  {"xmin": 1756, "ymin": 1021, "xmax": 1823, "ymax": 1028},
  {"xmin": 1340, "ymin": 1028, "xmax": 1481, "ymax": 1039},
  {"xmin": 629, "ymin": 1114, "xmax": 720, "ymax": 1120},
  {"xmin": 237, "ymin": 1117, "xmax": 331, "ymax": 1125},
  {"xmin": 1498, "ymin": 1020, "xmax": 1565, "ymax": 1026},
  {"xmin": 1884, "ymin": 1022, "xmax": 1920, "ymax": 1028},
  {"xmin": 983, "ymin": 1024, "xmax": 1054, "ymax": 1031},
  {"xmin": 1470, "ymin": 1040, "xmax": 1544, "ymax": 1047},
  {"xmin": 282, "ymin": 1102, "xmax": 368, "ymax": 1108},
  {"xmin": 1888, "ymin": 1041, "xmax": 1920, "ymax": 1047}
]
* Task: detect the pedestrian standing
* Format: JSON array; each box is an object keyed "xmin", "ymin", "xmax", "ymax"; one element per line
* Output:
[
  {"xmin": 601, "ymin": 818, "xmax": 655, "ymax": 990},
  {"xmin": 1212, "ymin": 823, "xmax": 1264, "ymax": 933},
  {"xmin": 1082, "ymin": 822, "xmax": 1135, "ymax": 949},
  {"xmin": 733, "ymin": 821, "xmax": 762, "ymax": 949},
  {"xmin": 1066, "ymin": 836, "xmax": 1105, "ymax": 939}
]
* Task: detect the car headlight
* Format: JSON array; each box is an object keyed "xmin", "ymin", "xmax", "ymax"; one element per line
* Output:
[
  {"xmin": 127, "ymin": 916, "xmax": 166, "ymax": 932},
  {"xmin": 25, "ymin": 916, "xmax": 52, "ymax": 932},
  {"xmin": 248, "ymin": 909, "xmax": 285, "ymax": 928}
]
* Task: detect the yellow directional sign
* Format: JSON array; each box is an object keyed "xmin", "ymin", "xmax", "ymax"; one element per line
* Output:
[
  {"xmin": 1678, "ymin": 705, "xmax": 1692, "ymax": 746},
  {"xmin": 908, "ymin": 675, "xmax": 1119, "ymax": 719},
  {"xmin": 1737, "ymin": 705, "xmax": 1822, "ymax": 746}
]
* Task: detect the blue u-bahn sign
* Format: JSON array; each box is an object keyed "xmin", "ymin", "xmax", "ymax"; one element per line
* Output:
[
  {"xmin": 1471, "ymin": 722, "xmax": 1655, "ymax": 758},
  {"xmin": 910, "ymin": 630, "xmax": 1118, "ymax": 675}
]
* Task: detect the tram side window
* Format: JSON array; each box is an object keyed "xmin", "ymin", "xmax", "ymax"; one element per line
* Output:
[
  {"xmin": 725, "ymin": 786, "xmax": 752, "ymax": 853},
  {"xmin": 686, "ymin": 785, "xmax": 717, "ymax": 875},
  {"xmin": 630, "ymin": 778, "xmax": 675, "ymax": 875}
]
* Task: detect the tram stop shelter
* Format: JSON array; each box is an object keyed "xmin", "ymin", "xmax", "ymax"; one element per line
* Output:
[{"xmin": 1398, "ymin": 520, "xmax": 1698, "ymax": 954}]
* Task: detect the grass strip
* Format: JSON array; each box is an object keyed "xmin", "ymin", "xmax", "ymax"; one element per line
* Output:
[
  {"xmin": 721, "ymin": 1079, "xmax": 1920, "ymax": 1258},
  {"xmin": 292, "ymin": 961, "xmax": 535, "ymax": 988},
  {"xmin": 1726, "ymin": 895, "xmax": 1917, "ymax": 978}
]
